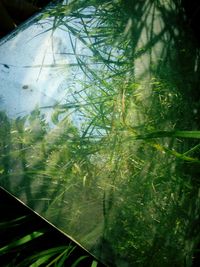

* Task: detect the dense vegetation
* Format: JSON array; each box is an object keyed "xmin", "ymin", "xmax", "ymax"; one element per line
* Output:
[{"xmin": 0, "ymin": 0, "xmax": 200, "ymax": 266}]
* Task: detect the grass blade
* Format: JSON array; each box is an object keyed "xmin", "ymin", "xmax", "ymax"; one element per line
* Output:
[
  {"xmin": 71, "ymin": 255, "xmax": 89, "ymax": 267},
  {"xmin": 0, "ymin": 230, "xmax": 45, "ymax": 254},
  {"xmin": 91, "ymin": 260, "xmax": 98, "ymax": 267},
  {"xmin": 133, "ymin": 130, "xmax": 200, "ymax": 140},
  {"xmin": 16, "ymin": 246, "xmax": 70, "ymax": 267},
  {"xmin": 46, "ymin": 245, "xmax": 76, "ymax": 267},
  {"xmin": 0, "ymin": 215, "xmax": 29, "ymax": 229},
  {"xmin": 29, "ymin": 254, "xmax": 54, "ymax": 267}
]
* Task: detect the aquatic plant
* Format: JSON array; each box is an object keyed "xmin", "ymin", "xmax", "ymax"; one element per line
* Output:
[{"xmin": 0, "ymin": 0, "xmax": 200, "ymax": 266}]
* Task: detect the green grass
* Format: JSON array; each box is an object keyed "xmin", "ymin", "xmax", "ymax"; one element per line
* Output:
[
  {"xmin": 0, "ymin": 0, "xmax": 200, "ymax": 266},
  {"xmin": 0, "ymin": 190, "xmax": 103, "ymax": 267}
]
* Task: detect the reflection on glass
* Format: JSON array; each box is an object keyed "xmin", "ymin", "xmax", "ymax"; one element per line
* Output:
[{"xmin": 0, "ymin": 1, "xmax": 200, "ymax": 266}]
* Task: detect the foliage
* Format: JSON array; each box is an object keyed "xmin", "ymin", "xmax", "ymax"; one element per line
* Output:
[
  {"xmin": 0, "ymin": 189, "xmax": 102, "ymax": 267},
  {"xmin": 0, "ymin": 0, "xmax": 200, "ymax": 266}
]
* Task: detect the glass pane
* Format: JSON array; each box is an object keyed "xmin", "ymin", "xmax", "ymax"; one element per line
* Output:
[
  {"xmin": 0, "ymin": 187, "xmax": 104, "ymax": 266},
  {"xmin": 1, "ymin": 1, "xmax": 200, "ymax": 266}
]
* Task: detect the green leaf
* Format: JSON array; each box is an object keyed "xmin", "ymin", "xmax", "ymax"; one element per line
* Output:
[
  {"xmin": 152, "ymin": 143, "xmax": 200, "ymax": 163},
  {"xmin": 16, "ymin": 246, "xmax": 69, "ymax": 267},
  {"xmin": 51, "ymin": 108, "xmax": 66, "ymax": 125},
  {"xmin": 29, "ymin": 254, "xmax": 54, "ymax": 267},
  {"xmin": 91, "ymin": 260, "xmax": 98, "ymax": 267},
  {"xmin": 71, "ymin": 255, "xmax": 89, "ymax": 267},
  {"xmin": 0, "ymin": 215, "xmax": 29, "ymax": 229},
  {"xmin": 173, "ymin": 131, "xmax": 200, "ymax": 139},
  {"xmin": 0, "ymin": 230, "xmax": 45, "ymax": 254},
  {"xmin": 134, "ymin": 130, "xmax": 200, "ymax": 140},
  {"xmin": 46, "ymin": 245, "xmax": 76, "ymax": 267}
]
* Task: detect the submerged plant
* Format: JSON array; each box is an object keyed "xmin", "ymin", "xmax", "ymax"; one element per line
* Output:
[
  {"xmin": 0, "ymin": 0, "xmax": 200, "ymax": 266},
  {"xmin": 0, "ymin": 191, "xmax": 102, "ymax": 267}
]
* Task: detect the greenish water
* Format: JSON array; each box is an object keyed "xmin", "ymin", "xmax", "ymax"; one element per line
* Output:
[{"xmin": 0, "ymin": 1, "xmax": 200, "ymax": 266}]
